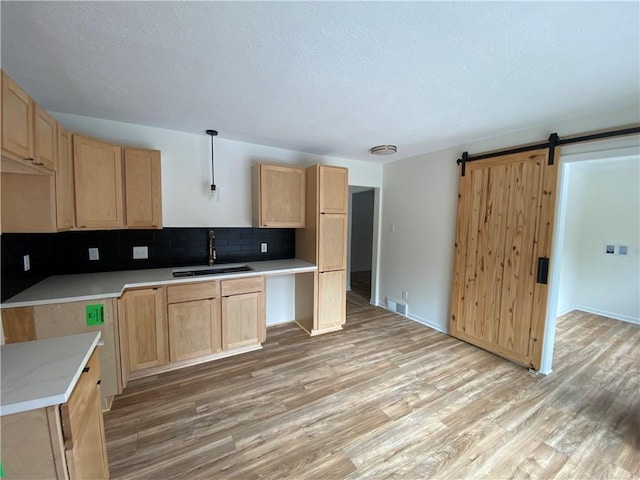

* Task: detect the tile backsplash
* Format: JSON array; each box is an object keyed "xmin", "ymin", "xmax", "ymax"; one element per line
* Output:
[{"xmin": 1, "ymin": 227, "xmax": 295, "ymax": 302}]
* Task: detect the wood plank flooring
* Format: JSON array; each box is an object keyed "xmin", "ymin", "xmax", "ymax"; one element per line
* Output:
[{"xmin": 104, "ymin": 296, "xmax": 640, "ymax": 479}]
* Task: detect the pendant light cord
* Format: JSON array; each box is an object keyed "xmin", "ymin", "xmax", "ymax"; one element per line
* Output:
[{"xmin": 206, "ymin": 129, "xmax": 218, "ymax": 192}]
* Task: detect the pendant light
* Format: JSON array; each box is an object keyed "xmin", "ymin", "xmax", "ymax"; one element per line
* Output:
[{"xmin": 206, "ymin": 129, "xmax": 218, "ymax": 192}]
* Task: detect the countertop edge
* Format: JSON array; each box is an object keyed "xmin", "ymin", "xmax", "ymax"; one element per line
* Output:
[{"xmin": 1, "ymin": 262, "xmax": 317, "ymax": 308}]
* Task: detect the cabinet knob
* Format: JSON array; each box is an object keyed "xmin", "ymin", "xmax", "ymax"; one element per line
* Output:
[{"xmin": 82, "ymin": 366, "xmax": 90, "ymax": 373}]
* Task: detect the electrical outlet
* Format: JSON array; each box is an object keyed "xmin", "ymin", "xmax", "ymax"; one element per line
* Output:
[
  {"xmin": 261, "ymin": 243, "xmax": 268, "ymax": 253},
  {"xmin": 402, "ymin": 290, "xmax": 408, "ymax": 300},
  {"xmin": 133, "ymin": 246, "xmax": 149, "ymax": 259},
  {"xmin": 23, "ymin": 255, "xmax": 30, "ymax": 272},
  {"xmin": 88, "ymin": 248, "xmax": 100, "ymax": 261}
]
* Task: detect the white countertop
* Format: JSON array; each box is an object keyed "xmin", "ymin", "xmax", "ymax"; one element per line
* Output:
[
  {"xmin": 1, "ymin": 259, "xmax": 317, "ymax": 308},
  {"xmin": 1, "ymin": 332, "xmax": 101, "ymax": 416}
]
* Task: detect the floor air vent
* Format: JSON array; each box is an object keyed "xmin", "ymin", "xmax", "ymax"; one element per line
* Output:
[{"xmin": 386, "ymin": 298, "xmax": 408, "ymax": 316}]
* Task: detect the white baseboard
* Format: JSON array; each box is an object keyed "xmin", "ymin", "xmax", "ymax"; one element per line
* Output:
[
  {"xmin": 556, "ymin": 304, "xmax": 577, "ymax": 317},
  {"xmin": 379, "ymin": 301, "xmax": 449, "ymax": 334},
  {"xmin": 574, "ymin": 305, "xmax": 639, "ymax": 325},
  {"xmin": 407, "ymin": 313, "xmax": 449, "ymax": 334}
]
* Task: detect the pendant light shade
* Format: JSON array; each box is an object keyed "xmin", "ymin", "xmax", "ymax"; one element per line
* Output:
[{"xmin": 206, "ymin": 129, "xmax": 218, "ymax": 192}]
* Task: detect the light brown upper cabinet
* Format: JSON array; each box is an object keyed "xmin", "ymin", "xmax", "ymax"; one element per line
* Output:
[
  {"xmin": 1, "ymin": 70, "xmax": 34, "ymax": 165},
  {"xmin": 56, "ymin": 126, "xmax": 76, "ymax": 230},
  {"xmin": 124, "ymin": 147, "xmax": 162, "ymax": 229},
  {"xmin": 319, "ymin": 165, "xmax": 348, "ymax": 214},
  {"xmin": 73, "ymin": 134, "xmax": 124, "ymax": 229},
  {"xmin": 33, "ymin": 103, "xmax": 57, "ymax": 170},
  {"xmin": 252, "ymin": 163, "xmax": 305, "ymax": 228},
  {"xmin": 1, "ymin": 70, "xmax": 58, "ymax": 174}
]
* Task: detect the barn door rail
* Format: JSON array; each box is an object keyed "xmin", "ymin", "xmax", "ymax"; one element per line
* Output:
[{"xmin": 456, "ymin": 124, "xmax": 640, "ymax": 176}]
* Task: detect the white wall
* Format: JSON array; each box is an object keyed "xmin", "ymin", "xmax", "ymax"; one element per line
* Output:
[
  {"xmin": 556, "ymin": 166, "xmax": 586, "ymax": 315},
  {"xmin": 53, "ymin": 113, "xmax": 383, "ymax": 227},
  {"xmin": 558, "ymin": 160, "xmax": 639, "ymax": 322},
  {"xmin": 379, "ymin": 105, "xmax": 640, "ymax": 336}
]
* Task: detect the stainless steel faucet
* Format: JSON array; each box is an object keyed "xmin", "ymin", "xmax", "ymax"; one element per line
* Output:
[{"xmin": 208, "ymin": 230, "xmax": 217, "ymax": 266}]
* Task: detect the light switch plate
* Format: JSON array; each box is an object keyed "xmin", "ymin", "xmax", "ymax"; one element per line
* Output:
[
  {"xmin": 133, "ymin": 246, "xmax": 149, "ymax": 259},
  {"xmin": 261, "ymin": 243, "xmax": 267, "ymax": 253},
  {"xmin": 89, "ymin": 248, "xmax": 100, "ymax": 261}
]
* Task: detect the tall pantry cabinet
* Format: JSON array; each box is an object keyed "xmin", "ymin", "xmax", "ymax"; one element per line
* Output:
[{"xmin": 296, "ymin": 165, "xmax": 348, "ymax": 334}]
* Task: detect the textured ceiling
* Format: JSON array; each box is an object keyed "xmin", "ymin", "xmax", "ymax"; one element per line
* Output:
[{"xmin": 1, "ymin": 1, "xmax": 638, "ymax": 163}]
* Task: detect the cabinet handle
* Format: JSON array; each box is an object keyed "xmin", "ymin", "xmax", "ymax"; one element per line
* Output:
[
  {"xmin": 82, "ymin": 366, "xmax": 90, "ymax": 373},
  {"xmin": 97, "ymin": 380, "xmax": 101, "ymax": 386}
]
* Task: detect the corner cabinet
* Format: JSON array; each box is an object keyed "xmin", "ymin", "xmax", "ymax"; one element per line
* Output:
[
  {"xmin": 73, "ymin": 134, "xmax": 124, "ymax": 229},
  {"xmin": 1, "ymin": 299, "xmax": 123, "ymax": 410},
  {"xmin": 252, "ymin": 163, "xmax": 305, "ymax": 228},
  {"xmin": 296, "ymin": 164, "xmax": 348, "ymax": 334},
  {"xmin": 1, "ymin": 70, "xmax": 57, "ymax": 174},
  {"xmin": 124, "ymin": 147, "xmax": 163, "ymax": 228}
]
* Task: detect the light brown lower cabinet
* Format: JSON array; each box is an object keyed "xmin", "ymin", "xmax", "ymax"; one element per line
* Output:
[
  {"xmin": 221, "ymin": 277, "xmax": 265, "ymax": 349},
  {"xmin": 119, "ymin": 287, "xmax": 168, "ymax": 385},
  {"xmin": 168, "ymin": 298, "xmax": 221, "ymax": 362},
  {"xmin": 0, "ymin": 349, "xmax": 109, "ymax": 480},
  {"xmin": 120, "ymin": 276, "xmax": 265, "ymax": 379},
  {"xmin": 317, "ymin": 270, "xmax": 346, "ymax": 332}
]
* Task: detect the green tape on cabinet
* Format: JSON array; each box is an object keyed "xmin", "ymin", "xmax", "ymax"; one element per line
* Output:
[{"xmin": 86, "ymin": 304, "xmax": 104, "ymax": 326}]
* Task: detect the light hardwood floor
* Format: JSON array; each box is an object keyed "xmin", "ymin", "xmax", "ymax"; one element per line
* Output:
[{"xmin": 105, "ymin": 295, "xmax": 640, "ymax": 479}]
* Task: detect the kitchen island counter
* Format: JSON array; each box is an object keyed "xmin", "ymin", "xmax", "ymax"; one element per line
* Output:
[{"xmin": 0, "ymin": 332, "xmax": 101, "ymax": 416}]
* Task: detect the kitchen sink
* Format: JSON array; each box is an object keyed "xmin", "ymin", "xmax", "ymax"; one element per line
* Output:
[{"xmin": 172, "ymin": 265, "xmax": 254, "ymax": 278}]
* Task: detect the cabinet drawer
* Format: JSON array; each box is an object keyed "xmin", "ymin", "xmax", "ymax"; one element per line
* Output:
[
  {"xmin": 167, "ymin": 281, "xmax": 220, "ymax": 304},
  {"xmin": 61, "ymin": 348, "xmax": 100, "ymax": 447},
  {"xmin": 221, "ymin": 276, "xmax": 264, "ymax": 296}
]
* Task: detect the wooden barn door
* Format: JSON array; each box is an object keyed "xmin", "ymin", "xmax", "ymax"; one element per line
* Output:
[{"xmin": 449, "ymin": 148, "xmax": 558, "ymax": 370}]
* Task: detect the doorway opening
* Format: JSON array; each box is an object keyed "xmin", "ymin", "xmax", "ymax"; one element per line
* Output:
[
  {"xmin": 541, "ymin": 146, "xmax": 640, "ymax": 373},
  {"xmin": 347, "ymin": 187, "xmax": 377, "ymax": 304}
]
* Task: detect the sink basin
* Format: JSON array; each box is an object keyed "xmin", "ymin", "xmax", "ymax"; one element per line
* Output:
[{"xmin": 172, "ymin": 265, "xmax": 254, "ymax": 278}]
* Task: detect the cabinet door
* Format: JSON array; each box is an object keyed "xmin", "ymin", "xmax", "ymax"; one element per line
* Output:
[
  {"xmin": 65, "ymin": 384, "xmax": 109, "ymax": 480},
  {"xmin": 168, "ymin": 298, "xmax": 221, "ymax": 362},
  {"xmin": 56, "ymin": 126, "xmax": 76, "ymax": 230},
  {"xmin": 124, "ymin": 148, "xmax": 162, "ymax": 228},
  {"xmin": 121, "ymin": 288, "xmax": 167, "ymax": 373},
  {"xmin": 73, "ymin": 134, "xmax": 124, "ymax": 229},
  {"xmin": 222, "ymin": 292, "xmax": 263, "ymax": 350},
  {"xmin": 318, "ymin": 213, "xmax": 347, "ymax": 272},
  {"xmin": 33, "ymin": 103, "xmax": 57, "ymax": 170},
  {"xmin": 1, "ymin": 70, "xmax": 33, "ymax": 161},
  {"xmin": 317, "ymin": 270, "xmax": 346, "ymax": 331},
  {"xmin": 255, "ymin": 164, "xmax": 305, "ymax": 227},
  {"xmin": 319, "ymin": 165, "xmax": 348, "ymax": 214}
]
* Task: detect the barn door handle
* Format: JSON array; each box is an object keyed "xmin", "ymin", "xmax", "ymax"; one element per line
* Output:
[{"xmin": 536, "ymin": 257, "xmax": 549, "ymax": 284}]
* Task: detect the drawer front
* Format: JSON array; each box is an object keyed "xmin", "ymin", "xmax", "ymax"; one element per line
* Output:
[
  {"xmin": 167, "ymin": 281, "xmax": 220, "ymax": 304},
  {"xmin": 61, "ymin": 348, "xmax": 100, "ymax": 447},
  {"xmin": 221, "ymin": 276, "xmax": 264, "ymax": 296}
]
